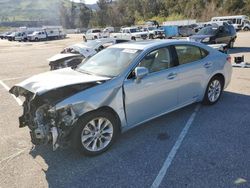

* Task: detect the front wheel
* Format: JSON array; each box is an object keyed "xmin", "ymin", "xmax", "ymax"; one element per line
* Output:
[
  {"xmin": 243, "ymin": 27, "xmax": 249, "ymax": 31},
  {"xmin": 71, "ymin": 110, "xmax": 119, "ymax": 156},
  {"xmin": 202, "ymin": 77, "xmax": 223, "ymax": 105}
]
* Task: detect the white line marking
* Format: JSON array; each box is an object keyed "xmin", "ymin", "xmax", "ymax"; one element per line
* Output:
[
  {"xmin": 151, "ymin": 104, "xmax": 200, "ymax": 188},
  {"xmin": 0, "ymin": 80, "xmax": 23, "ymax": 106},
  {"xmin": 1, "ymin": 75, "xmax": 31, "ymax": 81},
  {"xmin": 0, "ymin": 149, "xmax": 26, "ymax": 164}
]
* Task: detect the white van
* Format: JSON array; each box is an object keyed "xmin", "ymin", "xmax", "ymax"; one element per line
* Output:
[
  {"xmin": 27, "ymin": 31, "xmax": 47, "ymax": 41},
  {"xmin": 211, "ymin": 15, "xmax": 249, "ymax": 30},
  {"xmin": 43, "ymin": 26, "xmax": 66, "ymax": 40}
]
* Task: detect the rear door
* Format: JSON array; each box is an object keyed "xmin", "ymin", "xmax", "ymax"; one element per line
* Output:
[
  {"xmin": 174, "ymin": 44, "xmax": 212, "ymax": 106},
  {"xmin": 215, "ymin": 26, "xmax": 230, "ymax": 44},
  {"xmin": 123, "ymin": 46, "xmax": 179, "ymax": 127}
]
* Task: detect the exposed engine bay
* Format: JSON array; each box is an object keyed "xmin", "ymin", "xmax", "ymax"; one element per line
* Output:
[{"xmin": 10, "ymin": 82, "xmax": 101, "ymax": 150}]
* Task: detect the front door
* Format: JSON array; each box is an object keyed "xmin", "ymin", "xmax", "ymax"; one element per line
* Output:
[{"xmin": 123, "ymin": 47, "xmax": 179, "ymax": 127}]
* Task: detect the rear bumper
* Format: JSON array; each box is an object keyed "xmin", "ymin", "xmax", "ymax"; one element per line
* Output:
[{"xmin": 224, "ymin": 63, "xmax": 232, "ymax": 89}]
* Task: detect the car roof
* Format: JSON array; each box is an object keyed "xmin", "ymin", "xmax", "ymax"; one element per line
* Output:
[{"xmin": 110, "ymin": 40, "xmax": 199, "ymax": 50}]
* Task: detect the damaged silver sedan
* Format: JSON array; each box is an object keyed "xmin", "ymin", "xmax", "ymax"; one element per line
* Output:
[{"xmin": 10, "ymin": 40, "xmax": 232, "ymax": 156}]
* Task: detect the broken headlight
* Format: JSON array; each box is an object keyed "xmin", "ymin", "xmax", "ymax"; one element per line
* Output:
[{"xmin": 49, "ymin": 106, "xmax": 77, "ymax": 127}]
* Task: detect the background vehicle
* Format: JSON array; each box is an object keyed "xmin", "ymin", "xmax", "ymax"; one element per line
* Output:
[
  {"xmin": 14, "ymin": 31, "xmax": 29, "ymax": 42},
  {"xmin": 49, "ymin": 38, "xmax": 130, "ymax": 70},
  {"xmin": 189, "ymin": 22, "xmax": 237, "ymax": 48},
  {"xmin": 10, "ymin": 40, "xmax": 232, "ymax": 156},
  {"xmin": 27, "ymin": 31, "xmax": 47, "ymax": 41},
  {"xmin": 111, "ymin": 27, "xmax": 148, "ymax": 40},
  {"xmin": 178, "ymin": 25, "xmax": 196, "ymax": 37},
  {"xmin": 142, "ymin": 26, "xmax": 165, "ymax": 39},
  {"xmin": 6, "ymin": 32, "xmax": 16, "ymax": 41},
  {"xmin": 211, "ymin": 15, "xmax": 249, "ymax": 30},
  {"xmin": 242, "ymin": 20, "xmax": 250, "ymax": 31},
  {"xmin": 0, "ymin": 32, "xmax": 12, "ymax": 39},
  {"xmin": 83, "ymin": 29, "xmax": 102, "ymax": 40},
  {"xmin": 45, "ymin": 26, "xmax": 66, "ymax": 40}
]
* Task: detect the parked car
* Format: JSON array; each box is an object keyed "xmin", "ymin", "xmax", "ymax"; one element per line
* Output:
[
  {"xmin": 189, "ymin": 23, "xmax": 237, "ymax": 48},
  {"xmin": 242, "ymin": 20, "xmax": 250, "ymax": 31},
  {"xmin": 15, "ymin": 31, "xmax": 28, "ymax": 42},
  {"xmin": 111, "ymin": 27, "xmax": 148, "ymax": 40},
  {"xmin": 0, "ymin": 32, "xmax": 11, "ymax": 39},
  {"xmin": 27, "ymin": 31, "xmax": 47, "ymax": 41},
  {"xmin": 10, "ymin": 40, "xmax": 232, "ymax": 156},
  {"xmin": 142, "ymin": 26, "xmax": 165, "ymax": 39},
  {"xmin": 178, "ymin": 25, "xmax": 196, "ymax": 37},
  {"xmin": 83, "ymin": 29, "xmax": 103, "ymax": 40},
  {"xmin": 49, "ymin": 38, "xmax": 130, "ymax": 70},
  {"xmin": 6, "ymin": 32, "xmax": 16, "ymax": 41}
]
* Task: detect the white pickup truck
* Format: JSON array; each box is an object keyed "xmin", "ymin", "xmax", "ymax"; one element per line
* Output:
[
  {"xmin": 242, "ymin": 20, "xmax": 250, "ymax": 31},
  {"xmin": 111, "ymin": 27, "xmax": 148, "ymax": 40}
]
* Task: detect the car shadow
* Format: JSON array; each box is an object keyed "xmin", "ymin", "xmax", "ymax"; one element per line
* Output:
[
  {"xmin": 229, "ymin": 47, "xmax": 250, "ymax": 54},
  {"xmin": 28, "ymin": 91, "xmax": 250, "ymax": 188}
]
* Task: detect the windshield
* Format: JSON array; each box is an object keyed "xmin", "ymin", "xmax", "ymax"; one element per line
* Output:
[
  {"xmin": 148, "ymin": 27, "xmax": 156, "ymax": 31},
  {"xmin": 77, "ymin": 48, "xmax": 141, "ymax": 77},
  {"xmin": 197, "ymin": 27, "xmax": 218, "ymax": 35},
  {"xmin": 92, "ymin": 30, "xmax": 101, "ymax": 33},
  {"xmin": 130, "ymin": 28, "xmax": 140, "ymax": 33}
]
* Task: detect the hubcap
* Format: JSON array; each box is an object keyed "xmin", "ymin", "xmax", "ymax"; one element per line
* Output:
[
  {"xmin": 208, "ymin": 80, "xmax": 221, "ymax": 102},
  {"xmin": 81, "ymin": 117, "xmax": 113, "ymax": 152}
]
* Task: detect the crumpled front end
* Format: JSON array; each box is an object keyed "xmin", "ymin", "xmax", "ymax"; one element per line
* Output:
[{"xmin": 9, "ymin": 83, "xmax": 98, "ymax": 151}]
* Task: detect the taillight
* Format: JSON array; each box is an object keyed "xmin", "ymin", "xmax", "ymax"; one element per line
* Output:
[{"xmin": 227, "ymin": 56, "xmax": 231, "ymax": 63}]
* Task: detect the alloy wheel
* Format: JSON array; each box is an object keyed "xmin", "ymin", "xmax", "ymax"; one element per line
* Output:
[
  {"xmin": 208, "ymin": 79, "xmax": 221, "ymax": 103},
  {"xmin": 81, "ymin": 117, "xmax": 113, "ymax": 152}
]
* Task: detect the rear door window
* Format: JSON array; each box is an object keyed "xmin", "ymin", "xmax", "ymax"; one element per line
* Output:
[{"xmin": 174, "ymin": 45, "xmax": 208, "ymax": 65}]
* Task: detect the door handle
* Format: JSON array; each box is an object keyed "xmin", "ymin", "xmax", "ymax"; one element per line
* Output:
[
  {"xmin": 204, "ymin": 62, "xmax": 212, "ymax": 68},
  {"xmin": 167, "ymin": 72, "xmax": 177, "ymax": 79}
]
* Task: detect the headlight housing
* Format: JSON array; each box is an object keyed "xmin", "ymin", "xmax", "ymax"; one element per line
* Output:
[{"xmin": 202, "ymin": 37, "xmax": 210, "ymax": 43}]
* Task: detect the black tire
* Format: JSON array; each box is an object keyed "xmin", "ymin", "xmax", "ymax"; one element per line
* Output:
[
  {"xmin": 149, "ymin": 34, "xmax": 154, "ymax": 39},
  {"xmin": 35, "ymin": 38, "xmax": 39, "ymax": 42},
  {"xmin": 131, "ymin": 36, "xmax": 136, "ymax": 41},
  {"xmin": 71, "ymin": 110, "xmax": 120, "ymax": 156},
  {"xmin": 202, "ymin": 76, "xmax": 223, "ymax": 105},
  {"xmin": 243, "ymin": 27, "xmax": 249, "ymax": 31}
]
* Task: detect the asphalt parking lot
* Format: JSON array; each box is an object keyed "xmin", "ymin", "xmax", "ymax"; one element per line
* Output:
[{"xmin": 0, "ymin": 33, "xmax": 250, "ymax": 188}]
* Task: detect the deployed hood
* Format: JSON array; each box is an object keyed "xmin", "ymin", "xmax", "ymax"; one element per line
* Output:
[
  {"xmin": 68, "ymin": 43, "xmax": 97, "ymax": 57},
  {"xmin": 47, "ymin": 53, "xmax": 81, "ymax": 62},
  {"xmin": 10, "ymin": 68, "xmax": 110, "ymax": 96}
]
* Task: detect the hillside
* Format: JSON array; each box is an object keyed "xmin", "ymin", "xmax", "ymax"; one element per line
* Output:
[{"xmin": 0, "ymin": 0, "xmax": 96, "ymax": 23}]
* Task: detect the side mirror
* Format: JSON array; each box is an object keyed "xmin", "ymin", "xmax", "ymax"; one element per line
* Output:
[{"xmin": 135, "ymin": 67, "xmax": 149, "ymax": 82}]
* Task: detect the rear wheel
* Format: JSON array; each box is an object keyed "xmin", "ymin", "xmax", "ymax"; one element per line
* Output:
[
  {"xmin": 131, "ymin": 36, "xmax": 136, "ymax": 41},
  {"xmin": 71, "ymin": 110, "xmax": 119, "ymax": 156},
  {"xmin": 202, "ymin": 76, "xmax": 223, "ymax": 105},
  {"xmin": 243, "ymin": 27, "xmax": 249, "ymax": 31}
]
